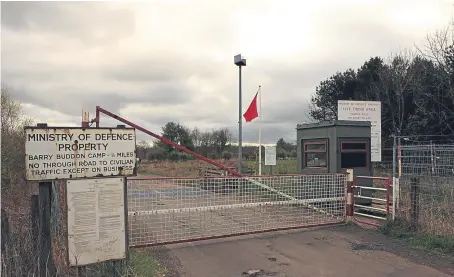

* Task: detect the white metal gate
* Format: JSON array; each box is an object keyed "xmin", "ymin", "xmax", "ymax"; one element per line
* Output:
[
  {"xmin": 126, "ymin": 174, "xmax": 347, "ymax": 247},
  {"xmin": 352, "ymin": 176, "xmax": 393, "ymax": 223}
]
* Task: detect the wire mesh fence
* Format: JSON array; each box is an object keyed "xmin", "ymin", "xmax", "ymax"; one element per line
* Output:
[
  {"xmin": 127, "ymin": 174, "xmax": 347, "ymax": 247},
  {"xmin": 396, "ymin": 142, "xmax": 454, "ymax": 236}
]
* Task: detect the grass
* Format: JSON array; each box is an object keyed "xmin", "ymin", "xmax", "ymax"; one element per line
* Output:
[
  {"xmin": 129, "ymin": 249, "xmax": 166, "ymax": 277},
  {"xmin": 87, "ymin": 248, "xmax": 166, "ymax": 277},
  {"xmin": 379, "ymin": 219, "xmax": 454, "ymax": 256}
]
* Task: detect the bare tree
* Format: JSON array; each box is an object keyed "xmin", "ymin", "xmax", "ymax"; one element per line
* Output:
[
  {"xmin": 1, "ymin": 86, "xmax": 33, "ymax": 192},
  {"xmin": 416, "ymin": 20, "xmax": 454, "ymax": 69},
  {"xmin": 190, "ymin": 127, "xmax": 201, "ymax": 148},
  {"xmin": 414, "ymin": 21, "xmax": 454, "ymax": 133},
  {"xmin": 370, "ymin": 50, "xmax": 420, "ymax": 135}
]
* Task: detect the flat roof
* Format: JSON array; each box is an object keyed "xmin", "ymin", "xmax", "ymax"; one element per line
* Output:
[{"xmin": 296, "ymin": 120, "xmax": 371, "ymax": 130}]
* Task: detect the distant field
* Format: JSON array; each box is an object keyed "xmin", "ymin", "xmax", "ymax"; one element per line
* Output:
[
  {"xmin": 244, "ymin": 159, "xmax": 298, "ymax": 175},
  {"xmin": 137, "ymin": 159, "xmax": 298, "ymax": 177}
]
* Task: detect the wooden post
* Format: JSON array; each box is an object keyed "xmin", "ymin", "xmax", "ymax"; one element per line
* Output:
[
  {"xmin": 30, "ymin": 195, "xmax": 39, "ymax": 254},
  {"xmin": 1, "ymin": 208, "xmax": 9, "ymax": 255},
  {"xmin": 39, "ymin": 182, "xmax": 56, "ymax": 277},
  {"xmin": 112, "ymin": 260, "xmax": 123, "ymax": 277},
  {"xmin": 410, "ymin": 177, "xmax": 420, "ymax": 230}
]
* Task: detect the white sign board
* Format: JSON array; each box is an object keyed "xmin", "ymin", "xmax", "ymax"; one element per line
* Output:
[
  {"xmin": 67, "ymin": 177, "xmax": 127, "ymax": 266},
  {"xmin": 337, "ymin": 100, "xmax": 382, "ymax": 162},
  {"xmin": 265, "ymin": 145, "xmax": 277, "ymax": 166},
  {"xmin": 25, "ymin": 127, "xmax": 136, "ymax": 180}
]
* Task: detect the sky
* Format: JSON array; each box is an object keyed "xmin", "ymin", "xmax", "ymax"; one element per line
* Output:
[{"xmin": 1, "ymin": 0, "xmax": 453, "ymax": 145}]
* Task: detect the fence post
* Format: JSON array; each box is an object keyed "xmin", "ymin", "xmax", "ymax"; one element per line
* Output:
[
  {"xmin": 346, "ymin": 169, "xmax": 354, "ymax": 222},
  {"xmin": 39, "ymin": 181, "xmax": 56, "ymax": 277},
  {"xmin": 410, "ymin": 177, "xmax": 420, "ymax": 230},
  {"xmin": 31, "ymin": 195, "xmax": 39, "ymax": 254},
  {"xmin": 386, "ymin": 178, "xmax": 391, "ymax": 219}
]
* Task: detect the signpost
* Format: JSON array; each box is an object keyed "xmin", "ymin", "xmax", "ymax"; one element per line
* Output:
[
  {"xmin": 265, "ymin": 145, "xmax": 277, "ymax": 174},
  {"xmin": 265, "ymin": 146, "xmax": 277, "ymax": 166},
  {"xmin": 67, "ymin": 177, "xmax": 128, "ymax": 267},
  {"xmin": 337, "ymin": 100, "xmax": 382, "ymax": 162},
  {"xmin": 25, "ymin": 125, "xmax": 135, "ymax": 276},
  {"xmin": 25, "ymin": 127, "xmax": 137, "ymax": 180}
]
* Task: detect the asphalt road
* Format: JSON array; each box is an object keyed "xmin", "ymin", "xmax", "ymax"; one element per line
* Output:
[{"xmin": 150, "ymin": 225, "xmax": 454, "ymax": 277}]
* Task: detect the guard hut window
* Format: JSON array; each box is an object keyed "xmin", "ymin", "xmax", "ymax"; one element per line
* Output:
[
  {"xmin": 303, "ymin": 141, "xmax": 328, "ymax": 168},
  {"xmin": 340, "ymin": 140, "xmax": 369, "ymax": 168}
]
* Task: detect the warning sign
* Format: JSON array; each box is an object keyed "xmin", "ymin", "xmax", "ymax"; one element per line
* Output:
[
  {"xmin": 265, "ymin": 146, "xmax": 277, "ymax": 166},
  {"xmin": 25, "ymin": 127, "xmax": 137, "ymax": 181},
  {"xmin": 67, "ymin": 177, "xmax": 127, "ymax": 266}
]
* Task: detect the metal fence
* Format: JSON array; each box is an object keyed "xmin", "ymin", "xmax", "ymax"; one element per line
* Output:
[
  {"xmin": 395, "ymin": 142, "xmax": 454, "ymax": 236},
  {"xmin": 127, "ymin": 174, "xmax": 347, "ymax": 247}
]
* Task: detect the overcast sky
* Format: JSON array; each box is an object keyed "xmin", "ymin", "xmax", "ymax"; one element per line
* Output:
[{"xmin": 1, "ymin": 0, "xmax": 453, "ymax": 145}]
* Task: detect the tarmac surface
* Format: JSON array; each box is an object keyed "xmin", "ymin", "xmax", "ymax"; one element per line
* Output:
[{"xmin": 145, "ymin": 224, "xmax": 454, "ymax": 277}]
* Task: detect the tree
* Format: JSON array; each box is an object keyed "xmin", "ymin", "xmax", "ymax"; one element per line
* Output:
[
  {"xmin": 1, "ymin": 86, "xmax": 33, "ymax": 191},
  {"xmin": 199, "ymin": 131, "xmax": 214, "ymax": 156},
  {"xmin": 307, "ymin": 49, "xmax": 454, "ymax": 146},
  {"xmin": 158, "ymin": 122, "xmax": 195, "ymax": 154},
  {"xmin": 212, "ymin": 128, "xmax": 232, "ymax": 155},
  {"xmin": 276, "ymin": 138, "xmax": 286, "ymax": 149},
  {"xmin": 276, "ymin": 138, "xmax": 296, "ymax": 158},
  {"xmin": 189, "ymin": 127, "xmax": 202, "ymax": 148},
  {"xmin": 309, "ymin": 69, "xmax": 359, "ymax": 122},
  {"xmin": 415, "ymin": 22, "xmax": 454, "ymax": 137},
  {"xmin": 136, "ymin": 140, "xmax": 150, "ymax": 160}
]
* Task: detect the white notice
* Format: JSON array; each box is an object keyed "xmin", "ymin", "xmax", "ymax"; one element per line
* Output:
[
  {"xmin": 265, "ymin": 146, "xmax": 277, "ymax": 166},
  {"xmin": 337, "ymin": 100, "xmax": 382, "ymax": 162},
  {"xmin": 67, "ymin": 177, "xmax": 127, "ymax": 266},
  {"xmin": 25, "ymin": 127, "xmax": 136, "ymax": 181}
]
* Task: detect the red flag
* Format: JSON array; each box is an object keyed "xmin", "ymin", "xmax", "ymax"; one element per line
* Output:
[{"xmin": 243, "ymin": 92, "xmax": 259, "ymax": 122}]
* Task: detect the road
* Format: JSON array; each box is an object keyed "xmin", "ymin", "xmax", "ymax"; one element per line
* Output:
[{"xmin": 147, "ymin": 225, "xmax": 453, "ymax": 277}]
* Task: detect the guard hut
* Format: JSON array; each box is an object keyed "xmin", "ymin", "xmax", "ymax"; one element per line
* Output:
[{"xmin": 296, "ymin": 120, "xmax": 373, "ymax": 204}]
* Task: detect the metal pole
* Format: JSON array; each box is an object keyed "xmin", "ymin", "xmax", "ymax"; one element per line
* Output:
[
  {"xmin": 392, "ymin": 135, "xmax": 397, "ymax": 181},
  {"xmin": 238, "ymin": 66, "xmax": 243, "ymax": 173},
  {"xmin": 430, "ymin": 140, "xmax": 435, "ymax": 175},
  {"xmin": 397, "ymin": 136, "xmax": 402, "ymax": 209},
  {"xmin": 392, "ymin": 135, "xmax": 397, "ymax": 219},
  {"xmin": 258, "ymin": 85, "xmax": 262, "ymax": 176}
]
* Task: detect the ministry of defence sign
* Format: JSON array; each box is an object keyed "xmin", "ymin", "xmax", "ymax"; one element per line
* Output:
[{"xmin": 25, "ymin": 127, "xmax": 137, "ymax": 181}]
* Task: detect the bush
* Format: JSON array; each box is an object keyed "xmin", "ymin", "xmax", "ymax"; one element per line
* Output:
[
  {"xmin": 167, "ymin": 151, "xmax": 180, "ymax": 162},
  {"xmin": 222, "ymin": 151, "xmax": 232, "ymax": 160},
  {"xmin": 1, "ymin": 89, "xmax": 33, "ymax": 191}
]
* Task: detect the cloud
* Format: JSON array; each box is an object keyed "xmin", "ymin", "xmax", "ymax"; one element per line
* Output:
[{"xmin": 1, "ymin": 0, "xmax": 453, "ymax": 145}]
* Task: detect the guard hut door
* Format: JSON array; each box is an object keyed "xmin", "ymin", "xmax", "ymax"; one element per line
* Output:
[{"xmin": 337, "ymin": 138, "xmax": 373, "ymax": 204}]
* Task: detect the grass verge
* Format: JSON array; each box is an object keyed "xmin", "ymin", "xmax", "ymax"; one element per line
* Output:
[
  {"xmin": 378, "ymin": 219, "xmax": 454, "ymax": 255},
  {"xmin": 129, "ymin": 248, "xmax": 167, "ymax": 277},
  {"xmin": 88, "ymin": 248, "xmax": 166, "ymax": 277}
]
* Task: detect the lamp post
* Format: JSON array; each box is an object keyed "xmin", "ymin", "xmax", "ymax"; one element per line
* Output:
[{"xmin": 234, "ymin": 54, "xmax": 246, "ymax": 173}]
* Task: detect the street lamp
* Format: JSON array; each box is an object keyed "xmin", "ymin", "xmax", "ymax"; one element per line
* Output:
[{"xmin": 234, "ymin": 54, "xmax": 246, "ymax": 173}]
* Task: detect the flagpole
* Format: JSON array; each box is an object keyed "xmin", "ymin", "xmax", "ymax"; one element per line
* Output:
[{"xmin": 258, "ymin": 85, "xmax": 262, "ymax": 176}]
